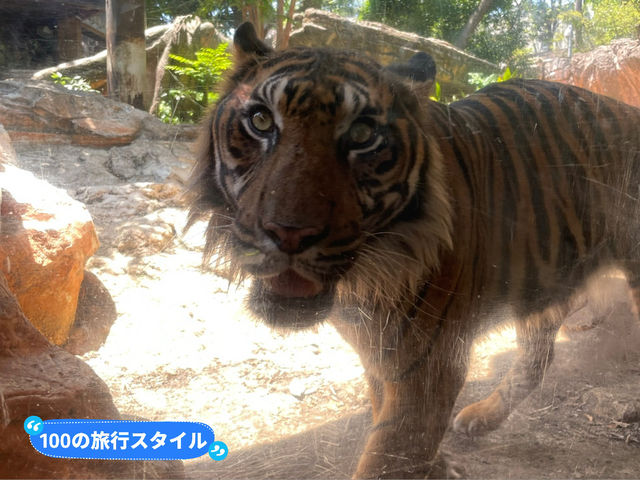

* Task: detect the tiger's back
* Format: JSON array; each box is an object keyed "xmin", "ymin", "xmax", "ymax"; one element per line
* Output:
[
  {"xmin": 425, "ymin": 78, "xmax": 640, "ymax": 449},
  {"xmin": 190, "ymin": 23, "xmax": 640, "ymax": 478},
  {"xmin": 435, "ymin": 79, "xmax": 640, "ymax": 317}
]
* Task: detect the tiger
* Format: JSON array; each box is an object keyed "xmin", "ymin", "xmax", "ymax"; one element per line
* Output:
[{"xmin": 187, "ymin": 21, "xmax": 640, "ymax": 479}]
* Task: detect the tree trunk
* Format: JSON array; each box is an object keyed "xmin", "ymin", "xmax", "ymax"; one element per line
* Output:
[
  {"xmin": 281, "ymin": 0, "xmax": 297, "ymax": 49},
  {"xmin": 455, "ymin": 0, "xmax": 495, "ymax": 50},
  {"xmin": 276, "ymin": 0, "xmax": 285, "ymax": 49},
  {"xmin": 242, "ymin": 3, "xmax": 264, "ymax": 39},
  {"xmin": 574, "ymin": 0, "xmax": 583, "ymax": 49},
  {"xmin": 106, "ymin": 0, "xmax": 146, "ymax": 109}
]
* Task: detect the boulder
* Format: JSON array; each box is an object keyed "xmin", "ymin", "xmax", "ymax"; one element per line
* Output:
[
  {"xmin": 0, "ymin": 271, "xmax": 183, "ymax": 478},
  {"xmin": 0, "ymin": 163, "xmax": 99, "ymax": 345},
  {"xmin": 289, "ymin": 9, "xmax": 498, "ymax": 97},
  {"xmin": 0, "ymin": 123, "xmax": 16, "ymax": 165},
  {"xmin": 12, "ymin": 135, "xmax": 197, "ymax": 191},
  {"xmin": 542, "ymin": 39, "xmax": 640, "ymax": 109},
  {"xmin": 0, "ymin": 80, "xmax": 196, "ymax": 147},
  {"xmin": 106, "ymin": 138, "xmax": 182, "ymax": 182},
  {"xmin": 73, "ymin": 182, "xmax": 186, "ymax": 258}
]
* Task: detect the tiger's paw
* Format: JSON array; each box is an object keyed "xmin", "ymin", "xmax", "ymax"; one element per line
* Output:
[{"xmin": 452, "ymin": 391, "xmax": 508, "ymax": 436}]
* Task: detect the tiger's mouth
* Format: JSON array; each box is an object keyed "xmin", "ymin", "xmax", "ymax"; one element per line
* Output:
[
  {"xmin": 264, "ymin": 269, "xmax": 323, "ymax": 298},
  {"xmin": 248, "ymin": 269, "xmax": 336, "ymax": 329}
]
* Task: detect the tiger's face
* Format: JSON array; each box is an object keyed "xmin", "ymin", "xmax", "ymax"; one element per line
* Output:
[{"xmin": 189, "ymin": 23, "xmax": 442, "ymax": 329}]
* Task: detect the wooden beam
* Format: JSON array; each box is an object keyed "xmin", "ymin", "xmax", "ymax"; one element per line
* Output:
[
  {"xmin": 57, "ymin": 16, "xmax": 83, "ymax": 62},
  {"xmin": 106, "ymin": 0, "xmax": 146, "ymax": 109}
]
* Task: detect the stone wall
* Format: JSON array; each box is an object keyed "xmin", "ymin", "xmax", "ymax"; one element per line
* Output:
[
  {"xmin": 289, "ymin": 9, "xmax": 498, "ymax": 98},
  {"xmin": 542, "ymin": 39, "xmax": 640, "ymax": 109}
]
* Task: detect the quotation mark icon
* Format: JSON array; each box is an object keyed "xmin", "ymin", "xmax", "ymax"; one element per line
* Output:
[
  {"xmin": 208, "ymin": 441, "xmax": 228, "ymax": 461},
  {"xmin": 24, "ymin": 416, "xmax": 44, "ymax": 435}
]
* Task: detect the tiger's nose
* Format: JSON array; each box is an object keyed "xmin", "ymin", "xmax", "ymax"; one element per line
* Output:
[{"xmin": 263, "ymin": 222, "xmax": 325, "ymax": 254}]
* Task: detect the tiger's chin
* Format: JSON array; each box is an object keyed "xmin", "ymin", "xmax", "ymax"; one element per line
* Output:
[{"xmin": 247, "ymin": 270, "xmax": 336, "ymax": 330}]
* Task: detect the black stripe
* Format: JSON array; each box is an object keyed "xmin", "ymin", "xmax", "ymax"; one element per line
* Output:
[
  {"xmin": 264, "ymin": 76, "xmax": 283, "ymax": 104},
  {"xmin": 283, "ymin": 81, "xmax": 299, "ymax": 110},
  {"xmin": 499, "ymin": 172, "xmax": 515, "ymax": 298},
  {"xmin": 555, "ymin": 204, "xmax": 580, "ymax": 273},
  {"xmin": 371, "ymin": 417, "xmax": 401, "ymax": 432},
  {"xmin": 224, "ymin": 109, "xmax": 238, "ymax": 153},
  {"xmin": 457, "ymin": 99, "xmax": 517, "ymax": 295},
  {"xmin": 451, "ymin": 133, "xmax": 474, "ymax": 200},
  {"xmin": 535, "ymin": 82, "xmax": 601, "ymax": 171},
  {"xmin": 360, "ymin": 105, "xmax": 381, "ymax": 117},
  {"xmin": 502, "ymin": 84, "xmax": 575, "ymax": 205},
  {"xmin": 343, "ymin": 57, "xmax": 384, "ymax": 79},
  {"xmin": 488, "ymin": 95, "xmax": 551, "ymax": 263},
  {"xmin": 522, "ymin": 243, "xmax": 541, "ymax": 310},
  {"xmin": 260, "ymin": 50, "xmax": 316, "ymax": 70}
]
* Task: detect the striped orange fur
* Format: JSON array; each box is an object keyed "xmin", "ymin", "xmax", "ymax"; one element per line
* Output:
[{"xmin": 188, "ymin": 22, "xmax": 640, "ymax": 478}]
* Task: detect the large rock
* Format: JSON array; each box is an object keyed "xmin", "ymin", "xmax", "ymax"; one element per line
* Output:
[
  {"xmin": 0, "ymin": 80, "xmax": 145, "ymax": 146},
  {"xmin": 289, "ymin": 9, "xmax": 498, "ymax": 97},
  {"xmin": 0, "ymin": 80, "xmax": 196, "ymax": 147},
  {"xmin": 0, "ymin": 123, "xmax": 16, "ymax": 165},
  {"xmin": 73, "ymin": 182, "xmax": 186, "ymax": 258},
  {"xmin": 0, "ymin": 163, "xmax": 98, "ymax": 345},
  {"xmin": 0, "ymin": 271, "xmax": 183, "ymax": 478},
  {"xmin": 542, "ymin": 39, "xmax": 640, "ymax": 108}
]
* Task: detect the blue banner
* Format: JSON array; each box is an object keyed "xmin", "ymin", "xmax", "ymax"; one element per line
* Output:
[{"xmin": 28, "ymin": 419, "xmax": 217, "ymax": 460}]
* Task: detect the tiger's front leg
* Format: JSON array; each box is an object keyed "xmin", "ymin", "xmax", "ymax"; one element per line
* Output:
[
  {"xmin": 353, "ymin": 333, "xmax": 470, "ymax": 479},
  {"xmin": 452, "ymin": 305, "xmax": 566, "ymax": 436}
]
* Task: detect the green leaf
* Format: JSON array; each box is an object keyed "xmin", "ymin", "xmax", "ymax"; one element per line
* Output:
[
  {"xmin": 498, "ymin": 67, "xmax": 512, "ymax": 82},
  {"xmin": 429, "ymin": 81, "xmax": 442, "ymax": 102},
  {"xmin": 159, "ymin": 43, "xmax": 232, "ymax": 124}
]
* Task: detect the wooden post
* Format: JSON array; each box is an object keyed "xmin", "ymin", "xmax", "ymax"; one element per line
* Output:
[
  {"xmin": 57, "ymin": 16, "xmax": 82, "ymax": 62},
  {"xmin": 106, "ymin": 0, "xmax": 146, "ymax": 109}
]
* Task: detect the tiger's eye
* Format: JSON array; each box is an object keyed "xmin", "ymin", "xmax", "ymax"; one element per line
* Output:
[
  {"xmin": 251, "ymin": 109, "xmax": 274, "ymax": 132},
  {"xmin": 349, "ymin": 122, "xmax": 374, "ymax": 144}
]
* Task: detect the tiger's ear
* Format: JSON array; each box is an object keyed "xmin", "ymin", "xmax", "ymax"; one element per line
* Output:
[
  {"xmin": 234, "ymin": 22, "xmax": 273, "ymax": 63},
  {"xmin": 386, "ymin": 52, "xmax": 437, "ymax": 98}
]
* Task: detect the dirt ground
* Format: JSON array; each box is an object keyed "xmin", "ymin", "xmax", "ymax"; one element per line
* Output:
[{"xmin": 14, "ymin": 142, "xmax": 640, "ymax": 479}]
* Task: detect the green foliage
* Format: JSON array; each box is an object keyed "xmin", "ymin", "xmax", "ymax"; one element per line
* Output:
[
  {"xmin": 361, "ymin": 0, "xmax": 529, "ymax": 69},
  {"xmin": 50, "ymin": 72, "xmax": 98, "ymax": 93},
  {"xmin": 468, "ymin": 67, "xmax": 516, "ymax": 90},
  {"xmin": 146, "ymin": 0, "xmax": 219, "ymax": 26},
  {"xmin": 159, "ymin": 43, "xmax": 233, "ymax": 124},
  {"xmin": 584, "ymin": 0, "xmax": 640, "ymax": 47},
  {"xmin": 318, "ymin": 0, "xmax": 361, "ymax": 16},
  {"xmin": 464, "ymin": 1, "xmax": 530, "ymax": 66},
  {"xmin": 147, "ymin": 0, "xmax": 361, "ymax": 33},
  {"xmin": 527, "ymin": 0, "xmax": 640, "ymax": 55},
  {"xmin": 166, "ymin": 45, "xmax": 233, "ymax": 86},
  {"xmin": 527, "ymin": 0, "xmax": 565, "ymax": 52}
]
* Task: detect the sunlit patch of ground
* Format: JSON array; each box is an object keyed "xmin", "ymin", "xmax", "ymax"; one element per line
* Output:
[{"xmin": 468, "ymin": 326, "xmax": 517, "ymax": 381}]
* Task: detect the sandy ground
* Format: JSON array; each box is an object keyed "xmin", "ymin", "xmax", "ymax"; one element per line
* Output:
[{"xmin": 13, "ymin": 142, "xmax": 640, "ymax": 479}]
